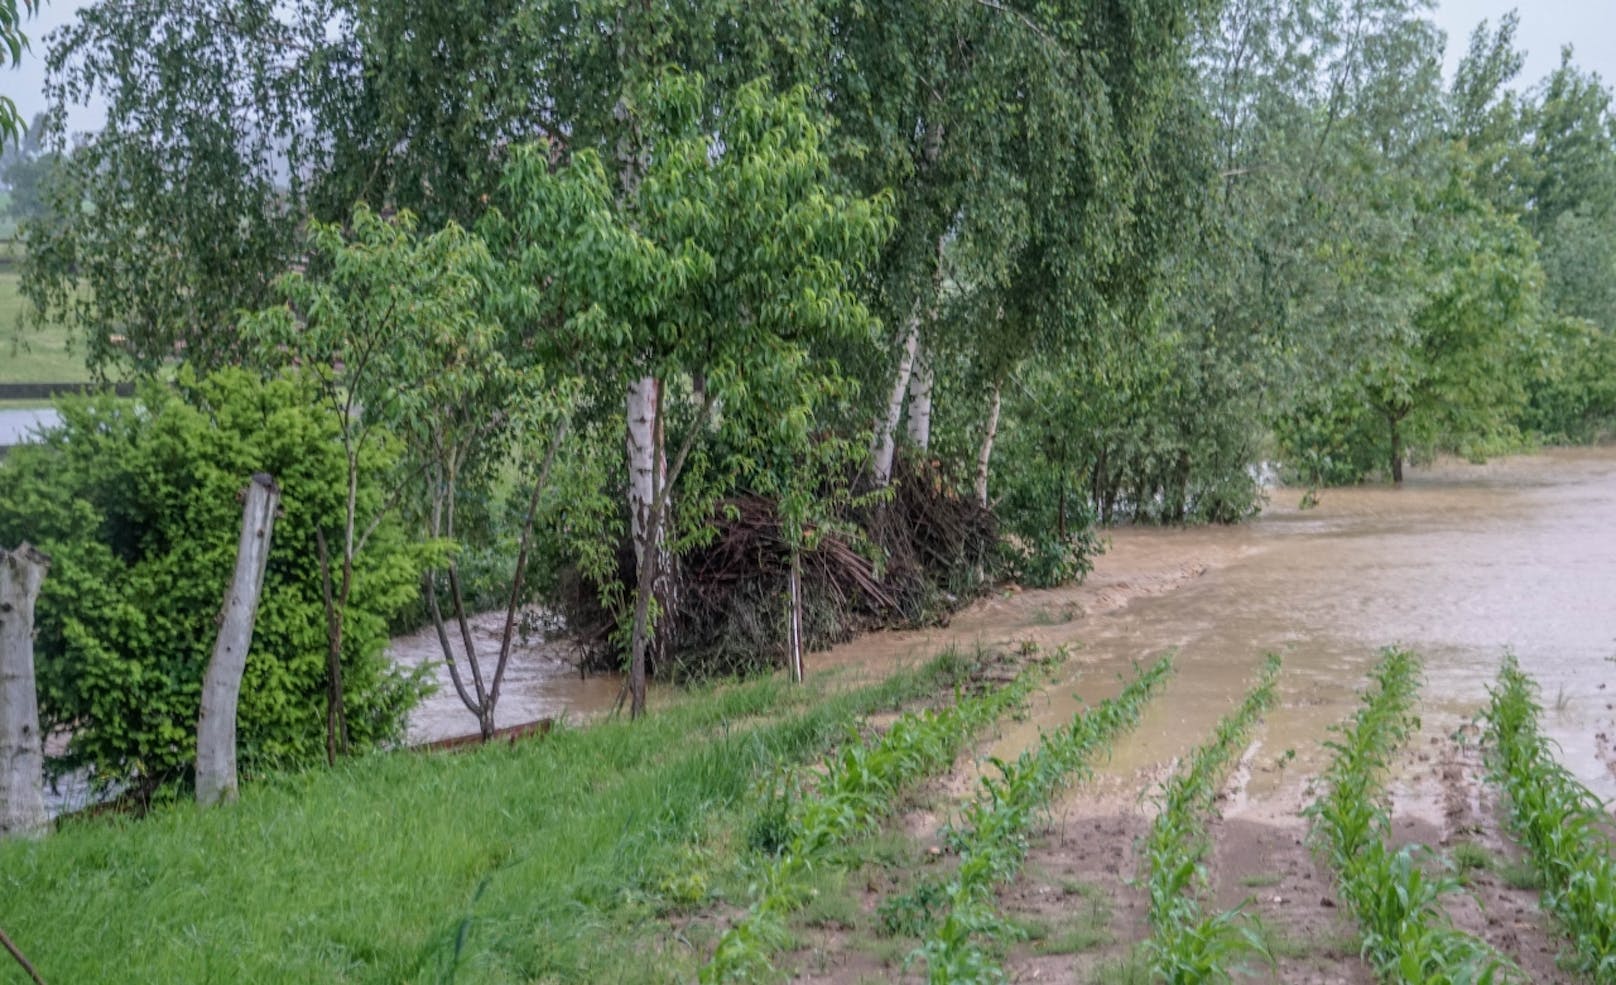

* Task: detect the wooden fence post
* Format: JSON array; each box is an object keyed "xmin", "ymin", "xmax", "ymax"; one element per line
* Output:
[
  {"xmin": 0, "ymin": 544, "xmax": 49, "ymax": 838},
  {"xmin": 196, "ymin": 474, "xmax": 280, "ymax": 807}
]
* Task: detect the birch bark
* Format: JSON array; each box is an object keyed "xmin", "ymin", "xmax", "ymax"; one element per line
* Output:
[
  {"xmin": 0, "ymin": 544, "xmax": 49, "ymax": 838},
  {"xmin": 905, "ymin": 343, "xmax": 934, "ymax": 452},
  {"xmin": 975, "ymin": 382, "xmax": 1002, "ymax": 507}
]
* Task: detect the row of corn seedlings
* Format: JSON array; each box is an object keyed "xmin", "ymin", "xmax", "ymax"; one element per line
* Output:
[
  {"xmin": 701, "ymin": 649, "xmax": 1056, "ymax": 983},
  {"xmin": 1309, "ymin": 647, "xmax": 1521, "ymax": 984},
  {"xmin": 1143, "ymin": 654, "xmax": 1282, "ymax": 984},
  {"xmin": 1483, "ymin": 655, "xmax": 1616, "ymax": 981},
  {"xmin": 913, "ymin": 654, "xmax": 1178, "ymax": 984}
]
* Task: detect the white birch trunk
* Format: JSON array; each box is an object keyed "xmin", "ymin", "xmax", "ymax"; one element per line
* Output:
[
  {"xmin": 787, "ymin": 549, "xmax": 804, "ymax": 684},
  {"xmin": 627, "ymin": 376, "xmax": 660, "ymax": 557},
  {"xmin": 0, "ymin": 544, "xmax": 49, "ymax": 838},
  {"xmin": 975, "ymin": 383, "xmax": 1002, "ymax": 508},
  {"xmin": 197, "ymin": 474, "xmax": 280, "ymax": 807},
  {"xmin": 870, "ymin": 319, "xmax": 919, "ymax": 487},
  {"xmin": 905, "ymin": 343, "xmax": 934, "ymax": 452},
  {"xmin": 626, "ymin": 376, "xmax": 674, "ymax": 715}
]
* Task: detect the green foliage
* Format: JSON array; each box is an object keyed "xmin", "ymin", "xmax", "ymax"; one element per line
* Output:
[
  {"xmin": 22, "ymin": 0, "xmax": 335, "ymax": 374},
  {"xmin": 1517, "ymin": 314, "xmax": 1616, "ymax": 442},
  {"xmin": 0, "ymin": 648, "xmax": 979, "ymax": 983},
  {"xmin": 1483, "ymin": 657, "xmax": 1616, "ymax": 981},
  {"xmin": 1143, "ymin": 655, "xmax": 1281, "ymax": 983},
  {"xmin": 1307, "ymin": 648, "xmax": 1520, "ymax": 983},
  {"xmin": 0, "ymin": 0, "xmax": 38, "ymax": 145},
  {"xmin": 913, "ymin": 654, "xmax": 1177, "ymax": 983},
  {"xmin": 701, "ymin": 647, "xmax": 1052, "ymax": 983},
  {"xmin": 0, "ymin": 369, "xmax": 426, "ymax": 792}
]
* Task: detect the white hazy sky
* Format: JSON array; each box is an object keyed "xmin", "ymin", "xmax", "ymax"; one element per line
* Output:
[{"xmin": 3, "ymin": 1, "xmax": 1614, "ymax": 137}]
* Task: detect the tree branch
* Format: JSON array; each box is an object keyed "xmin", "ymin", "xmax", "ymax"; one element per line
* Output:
[{"xmin": 0, "ymin": 927, "xmax": 45, "ymax": 985}]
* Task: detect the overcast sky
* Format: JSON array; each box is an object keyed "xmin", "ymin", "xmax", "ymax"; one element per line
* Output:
[{"xmin": 4, "ymin": 0, "xmax": 1614, "ymax": 138}]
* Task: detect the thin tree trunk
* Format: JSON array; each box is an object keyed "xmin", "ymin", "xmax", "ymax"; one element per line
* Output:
[
  {"xmin": 905, "ymin": 343, "xmax": 934, "ymax": 452},
  {"xmin": 626, "ymin": 375, "xmax": 662, "ymax": 717},
  {"xmin": 870, "ymin": 318, "xmax": 919, "ymax": 487},
  {"xmin": 1389, "ymin": 415, "xmax": 1404, "ymax": 485},
  {"xmin": 486, "ymin": 420, "xmax": 569, "ymax": 727},
  {"xmin": 0, "ymin": 925, "xmax": 47, "ymax": 985},
  {"xmin": 627, "ymin": 389, "xmax": 716, "ymax": 718},
  {"xmin": 315, "ymin": 530, "xmax": 350, "ymax": 765},
  {"xmin": 787, "ymin": 547, "xmax": 804, "ymax": 684},
  {"xmin": 196, "ymin": 474, "xmax": 280, "ymax": 807},
  {"xmin": 0, "ymin": 544, "xmax": 49, "ymax": 839},
  {"xmin": 975, "ymin": 382, "xmax": 1002, "ymax": 507}
]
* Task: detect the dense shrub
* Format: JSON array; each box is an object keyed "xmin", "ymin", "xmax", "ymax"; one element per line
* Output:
[{"xmin": 0, "ymin": 369, "xmax": 427, "ymax": 794}]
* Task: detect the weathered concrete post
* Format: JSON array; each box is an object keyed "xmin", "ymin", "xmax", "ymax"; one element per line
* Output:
[
  {"xmin": 0, "ymin": 543, "xmax": 49, "ymax": 838},
  {"xmin": 196, "ymin": 473, "xmax": 280, "ymax": 807}
]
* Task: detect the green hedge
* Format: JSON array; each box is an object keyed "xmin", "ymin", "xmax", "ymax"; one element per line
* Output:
[{"xmin": 0, "ymin": 369, "xmax": 427, "ymax": 795}]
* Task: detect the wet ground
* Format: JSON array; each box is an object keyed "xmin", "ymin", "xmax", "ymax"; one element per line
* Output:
[
  {"xmin": 753, "ymin": 446, "xmax": 1616, "ymax": 983},
  {"xmin": 401, "ymin": 448, "xmax": 1616, "ymax": 792}
]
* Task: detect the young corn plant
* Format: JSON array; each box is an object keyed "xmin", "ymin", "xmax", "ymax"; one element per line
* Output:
[
  {"xmin": 1144, "ymin": 654, "xmax": 1282, "ymax": 984},
  {"xmin": 701, "ymin": 649, "xmax": 1056, "ymax": 983},
  {"xmin": 1483, "ymin": 656, "xmax": 1616, "ymax": 982},
  {"xmin": 1308, "ymin": 648, "xmax": 1521, "ymax": 985},
  {"xmin": 914, "ymin": 654, "xmax": 1178, "ymax": 984}
]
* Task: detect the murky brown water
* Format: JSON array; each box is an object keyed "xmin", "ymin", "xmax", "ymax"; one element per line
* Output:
[
  {"xmin": 390, "ymin": 611, "xmax": 624, "ymax": 743},
  {"xmin": 397, "ymin": 448, "xmax": 1616, "ymax": 808}
]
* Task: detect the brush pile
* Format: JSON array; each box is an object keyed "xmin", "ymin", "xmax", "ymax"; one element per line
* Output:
[{"xmin": 560, "ymin": 455, "xmax": 1001, "ymax": 680}]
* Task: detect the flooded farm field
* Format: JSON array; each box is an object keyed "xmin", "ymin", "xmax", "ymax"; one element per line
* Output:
[{"xmin": 744, "ymin": 447, "xmax": 1616, "ymax": 983}]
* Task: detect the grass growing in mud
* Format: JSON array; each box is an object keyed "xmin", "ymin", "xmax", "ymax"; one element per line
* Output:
[
  {"xmin": 0, "ymin": 650, "xmax": 997, "ymax": 984},
  {"xmin": 702, "ymin": 648, "xmax": 1054, "ymax": 983},
  {"xmin": 912, "ymin": 654, "xmax": 1175, "ymax": 983},
  {"xmin": 1309, "ymin": 647, "xmax": 1521, "ymax": 984},
  {"xmin": 1142, "ymin": 654, "xmax": 1281, "ymax": 984},
  {"xmin": 1484, "ymin": 656, "xmax": 1616, "ymax": 981}
]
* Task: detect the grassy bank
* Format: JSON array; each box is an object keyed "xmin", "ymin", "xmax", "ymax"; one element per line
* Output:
[
  {"xmin": 0, "ymin": 651, "xmax": 995, "ymax": 984},
  {"xmin": 1, "ymin": 270, "xmax": 88, "ymax": 389}
]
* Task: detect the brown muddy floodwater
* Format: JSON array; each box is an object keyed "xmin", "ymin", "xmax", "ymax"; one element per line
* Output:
[{"xmin": 395, "ymin": 448, "xmax": 1616, "ymax": 811}]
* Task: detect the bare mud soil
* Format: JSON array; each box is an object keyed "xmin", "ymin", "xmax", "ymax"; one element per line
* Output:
[{"xmin": 678, "ymin": 448, "xmax": 1615, "ymax": 982}]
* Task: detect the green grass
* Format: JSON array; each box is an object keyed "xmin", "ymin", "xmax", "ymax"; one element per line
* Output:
[
  {"xmin": 1, "ymin": 269, "xmax": 90, "ymax": 387},
  {"xmin": 0, "ymin": 651, "xmax": 987, "ymax": 984}
]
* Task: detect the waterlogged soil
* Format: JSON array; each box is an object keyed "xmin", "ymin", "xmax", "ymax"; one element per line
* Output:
[{"xmin": 676, "ymin": 447, "xmax": 1616, "ymax": 982}]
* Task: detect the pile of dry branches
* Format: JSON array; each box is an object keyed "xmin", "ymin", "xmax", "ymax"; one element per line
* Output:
[{"xmin": 559, "ymin": 455, "xmax": 1000, "ymax": 681}]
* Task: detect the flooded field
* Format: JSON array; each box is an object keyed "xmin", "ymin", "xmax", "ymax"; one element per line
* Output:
[
  {"xmin": 774, "ymin": 446, "xmax": 1616, "ymax": 984},
  {"xmin": 391, "ymin": 447, "xmax": 1616, "ymax": 980},
  {"xmin": 402, "ymin": 447, "xmax": 1616, "ymax": 801}
]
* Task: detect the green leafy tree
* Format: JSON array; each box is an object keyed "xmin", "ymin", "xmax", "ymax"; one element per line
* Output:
[
  {"xmin": 0, "ymin": 370, "xmax": 424, "ymax": 795},
  {"xmin": 241, "ymin": 205, "xmax": 496, "ymax": 758},
  {"xmin": 485, "ymin": 72, "xmax": 888, "ymax": 716},
  {"xmin": 1356, "ymin": 158, "xmax": 1541, "ymax": 481},
  {"xmin": 22, "ymin": 0, "xmax": 336, "ymax": 373},
  {"xmin": 0, "ymin": 0, "xmax": 38, "ymax": 145}
]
